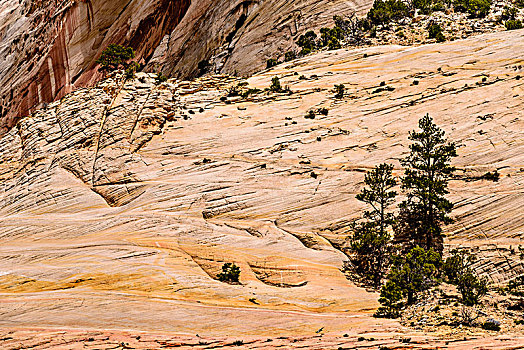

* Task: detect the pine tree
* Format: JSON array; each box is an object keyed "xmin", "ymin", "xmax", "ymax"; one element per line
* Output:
[
  {"xmin": 395, "ymin": 114, "xmax": 457, "ymax": 253},
  {"xmin": 96, "ymin": 44, "xmax": 135, "ymax": 71},
  {"xmin": 443, "ymin": 249, "xmax": 488, "ymax": 305},
  {"xmin": 376, "ymin": 246, "xmax": 441, "ymax": 316},
  {"xmin": 348, "ymin": 163, "xmax": 397, "ymax": 287}
]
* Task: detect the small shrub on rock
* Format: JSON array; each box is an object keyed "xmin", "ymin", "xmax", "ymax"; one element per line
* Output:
[
  {"xmin": 505, "ymin": 19, "xmax": 523, "ymax": 30},
  {"xmin": 125, "ymin": 61, "xmax": 140, "ymax": 79},
  {"xmin": 318, "ymin": 107, "xmax": 329, "ymax": 116},
  {"xmin": 296, "ymin": 31, "xmax": 318, "ymax": 55},
  {"xmin": 270, "ymin": 76, "xmax": 283, "ymax": 92},
  {"xmin": 480, "ymin": 170, "xmax": 500, "ymax": 182},
  {"xmin": 428, "ymin": 23, "xmax": 446, "ymax": 42},
  {"xmin": 217, "ymin": 262, "xmax": 241, "ymax": 283},
  {"xmin": 334, "ymin": 84, "xmax": 345, "ymax": 99},
  {"xmin": 266, "ymin": 58, "xmax": 278, "ymax": 69},
  {"xmin": 96, "ymin": 44, "xmax": 135, "ymax": 71},
  {"xmin": 367, "ymin": 0, "xmax": 410, "ymax": 26},
  {"xmin": 284, "ymin": 51, "xmax": 297, "ymax": 62},
  {"xmin": 305, "ymin": 110, "xmax": 316, "ymax": 119},
  {"xmin": 481, "ymin": 319, "xmax": 501, "ymax": 331},
  {"xmin": 453, "ymin": 0, "xmax": 491, "ymax": 18}
]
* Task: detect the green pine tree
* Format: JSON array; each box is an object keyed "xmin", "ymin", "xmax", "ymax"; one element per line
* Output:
[
  {"xmin": 96, "ymin": 44, "xmax": 135, "ymax": 71},
  {"xmin": 376, "ymin": 246, "xmax": 441, "ymax": 316},
  {"xmin": 395, "ymin": 114, "xmax": 457, "ymax": 253},
  {"xmin": 348, "ymin": 163, "xmax": 397, "ymax": 287}
]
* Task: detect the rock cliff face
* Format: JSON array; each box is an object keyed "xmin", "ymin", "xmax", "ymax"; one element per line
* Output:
[
  {"xmin": 0, "ymin": 30, "xmax": 523, "ymax": 345},
  {"xmin": 0, "ymin": 0, "xmax": 369, "ymax": 135},
  {"xmin": 147, "ymin": 0, "xmax": 371, "ymax": 79},
  {"xmin": 0, "ymin": 0, "xmax": 190, "ymax": 134}
]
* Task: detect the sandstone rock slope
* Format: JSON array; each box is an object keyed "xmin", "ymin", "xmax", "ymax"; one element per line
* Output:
[{"xmin": 0, "ymin": 29, "xmax": 523, "ymax": 346}]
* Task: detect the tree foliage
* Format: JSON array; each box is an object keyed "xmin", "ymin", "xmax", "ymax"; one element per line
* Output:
[
  {"xmin": 444, "ymin": 249, "xmax": 488, "ymax": 305},
  {"xmin": 395, "ymin": 114, "xmax": 457, "ymax": 253},
  {"xmin": 96, "ymin": 44, "xmax": 135, "ymax": 71},
  {"xmin": 367, "ymin": 0, "xmax": 411, "ymax": 26},
  {"xmin": 349, "ymin": 164, "xmax": 397, "ymax": 287},
  {"xmin": 217, "ymin": 262, "xmax": 241, "ymax": 283},
  {"xmin": 376, "ymin": 246, "xmax": 441, "ymax": 316}
]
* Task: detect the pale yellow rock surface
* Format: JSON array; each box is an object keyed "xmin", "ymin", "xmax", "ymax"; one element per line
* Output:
[{"xmin": 0, "ymin": 29, "xmax": 523, "ymax": 346}]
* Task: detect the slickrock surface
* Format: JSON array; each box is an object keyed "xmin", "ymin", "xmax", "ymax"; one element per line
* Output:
[
  {"xmin": 0, "ymin": 0, "xmax": 370, "ymax": 134},
  {"xmin": 0, "ymin": 29, "xmax": 523, "ymax": 347}
]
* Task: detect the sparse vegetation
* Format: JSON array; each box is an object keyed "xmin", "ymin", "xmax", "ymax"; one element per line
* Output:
[
  {"xmin": 334, "ymin": 84, "xmax": 345, "ymax": 99},
  {"xmin": 395, "ymin": 114, "xmax": 457, "ymax": 253},
  {"xmin": 217, "ymin": 262, "xmax": 241, "ymax": 283},
  {"xmin": 505, "ymin": 19, "xmax": 523, "ymax": 30},
  {"xmin": 453, "ymin": 0, "xmax": 492, "ymax": 18},
  {"xmin": 96, "ymin": 44, "xmax": 135, "ymax": 72},
  {"xmin": 428, "ymin": 23, "xmax": 446, "ymax": 42},
  {"xmin": 347, "ymin": 164, "xmax": 397, "ymax": 288},
  {"xmin": 266, "ymin": 58, "xmax": 278, "ymax": 69},
  {"xmin": 366, "ymin": 0, "xmax": 410, "ymax": 26}
]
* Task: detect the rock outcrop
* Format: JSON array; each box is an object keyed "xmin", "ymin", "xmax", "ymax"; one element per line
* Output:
[
  {"xmin": 0, "ymin": 29, "xmax": 523, "ymax": 344},
  {"xmin": 0, "ymin": 0, "xmax": 370, "ymax": 135},
  {"xmin": 0, "ymin": 0, "xmax": 190, "ymax": 134}
]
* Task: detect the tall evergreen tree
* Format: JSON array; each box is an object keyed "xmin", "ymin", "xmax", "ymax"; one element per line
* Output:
[
  {"xmin": 348, "ymin": 163, "xmax": 397, "ymax": 287},
  {"xmin": 395, "ymin": 114, "xmax": 457, "ymax": 253}
]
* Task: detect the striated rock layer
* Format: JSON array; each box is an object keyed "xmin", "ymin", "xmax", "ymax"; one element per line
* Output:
[
  {"xmin": 0, "ymin": 29, "xmax": 523, "ymax": 346},
  {"xmin": 0, "ymin": 0, "xmax": 370, "ymax": 135}
]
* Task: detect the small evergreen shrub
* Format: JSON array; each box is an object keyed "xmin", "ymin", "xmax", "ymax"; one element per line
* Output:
[
  {"xmin": 318, "ymin": 107, "xmax": 329, "ymax": 116},
  {"xmin": 125, "ymin": 61, "xmax": 140, "ymax": 79},
  {"xmin": 376, "ymin": 246, "xmax": 441, "ymax": 318},
  {"xmin": 481, "ymin": 319, "xmax": 501, "ymax": 331},
  {"xmin": 334, "ymin": 84, "xmax": 345, "ymax": 99},
  {"xmin": 296, "ymin": 31, "xmax": 318, "ymax": 55},
  {"xmin": 444, "ymin": 249, "xmax": 488, "ymax": 305},
  {"xmin": 267, "ymin": 58, "xmax": 278, "ymax": 69},
  {"xmin": 305, "ymin": 110, "xmax": 316, "ymax": 119},
  {"xmin": 367, "ymin": 0, "xmax": 410, "ymax": 26},
  {"xmin": 428, "ymin": 23, "xmax": 446, "ymax": 42},
  {"xmin": 284, "ymin": 51, "xmax": 297, "ymax": 62},
  {"xmin": 505, "ymin": 19, "xmax": 523, "ymax": 30},
  {"xmin": 96, "ymin": 44, "xmax": 135, "ymax": 71},
  {"xmin": 217, "ymin": 262, "xmax": 241, "ymax": 283},
  {"xmin": 270, "ymin": 76, "xmax": 283, "ymax": 92},
  {"xmin": 453, "ymin": 0, "xmax": 491, "ymax": 18},
  {"xmin": 481, "ymin": 170, "xmax": 500, "ymax": 182}
]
